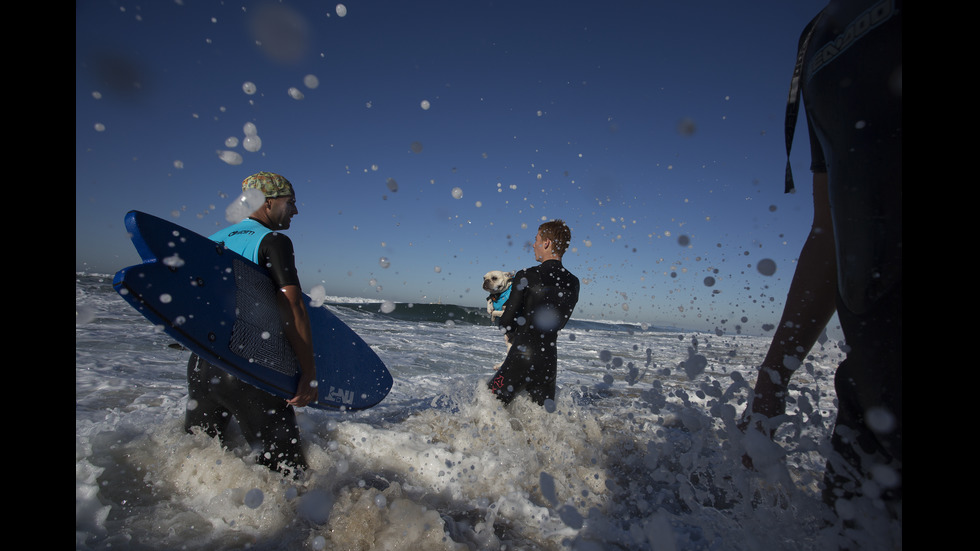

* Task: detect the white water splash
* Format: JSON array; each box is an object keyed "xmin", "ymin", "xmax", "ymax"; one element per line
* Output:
[{"xmin": 225, "ymin": 188, "xmax": 266, "ymax": 223}]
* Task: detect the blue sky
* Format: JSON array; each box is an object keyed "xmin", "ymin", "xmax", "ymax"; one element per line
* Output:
[{"xmin": 76, "ymin": 0, "xmax": 831, "ymax": 334}]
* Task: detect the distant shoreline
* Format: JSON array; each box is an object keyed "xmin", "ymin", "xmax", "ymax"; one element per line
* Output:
[{"xmin": 77, "ymin": 271, "xmax": 768, "ymax": 337}]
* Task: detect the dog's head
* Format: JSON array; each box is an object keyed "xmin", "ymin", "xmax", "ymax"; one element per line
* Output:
[{"xmin": 483, "ymin": 270, "xmax": 514, "ymax": 294}]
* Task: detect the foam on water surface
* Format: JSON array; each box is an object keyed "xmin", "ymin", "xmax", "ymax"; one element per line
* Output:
[{"xmin": 76, "ymin": 274, "xmax": 900, "ymax": 550}]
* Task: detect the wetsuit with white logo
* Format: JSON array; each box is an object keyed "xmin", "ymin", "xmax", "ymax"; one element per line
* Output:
[
  {"xmin": 184, "ymin": 218, "xmax": 307, "ymax": 476},
  {"xmin": 786, "ymin": 0, "xmax": 902, "ymax": 509}
]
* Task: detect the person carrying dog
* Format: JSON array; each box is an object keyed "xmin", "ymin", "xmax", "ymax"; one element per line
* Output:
[{"xmin": 488, "ymin": 220, "xmax": 579, "ymax": 407}]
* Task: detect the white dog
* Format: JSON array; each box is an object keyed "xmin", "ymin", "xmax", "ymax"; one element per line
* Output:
[{"xmin": 483, "ymin": 270, "xmax": 514, "ymax": 367}]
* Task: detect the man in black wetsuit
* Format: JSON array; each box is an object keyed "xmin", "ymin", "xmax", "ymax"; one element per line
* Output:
[
  {"xmin": 185, "ymin": 172, "xmax": 317, "ymax": 477},
  {"xmin": 742, "ymin": 0, "xmax": 901, "ymax": 519},
  {"xmin": 488, "ymin": 220, "xmax": 580, "ymax": 407}
]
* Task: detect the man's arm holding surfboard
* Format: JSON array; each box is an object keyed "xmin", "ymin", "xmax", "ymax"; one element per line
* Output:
[{"xmin": 278, "ymin": 284, "xmax": 318, "ymax": 407}]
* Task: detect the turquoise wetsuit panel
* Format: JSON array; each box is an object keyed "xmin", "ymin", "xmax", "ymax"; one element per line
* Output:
[{"xmin": 210, "ymin": 219, "xmax": 272, "ymax": 264}]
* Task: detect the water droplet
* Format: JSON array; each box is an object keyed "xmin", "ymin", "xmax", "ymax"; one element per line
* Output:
[
  {"xmin": 866, "ymin": 407, "xmax": 896, "ymax": 434},
  {"xmin": 756, "ymin": 258, "xmax": 777, "ymax": 276},
  {"xmin": 677, "ymin": 117, "xmax": 697, "ymax": 136},
  {"xmin": 243, "ymin": 134, "xmax": 262, "ymax": 152},
  {"xmin": 217, "ymin": 150, "xmax": 243, "ymax": 165},
  {"xmin": 244, "ymin": 488, "xmax": 264, "ymax": 509},
  {"xmin": 225, "ymin": 188, "xmax": 265, "ymax": 222}
]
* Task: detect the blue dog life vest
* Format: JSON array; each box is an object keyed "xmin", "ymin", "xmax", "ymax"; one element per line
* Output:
[{"xmin": 489, "ymin": 286, "xmax": 511, "ymax": 311}]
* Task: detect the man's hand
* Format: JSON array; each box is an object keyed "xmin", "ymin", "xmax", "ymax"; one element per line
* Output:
[{"xmin": 289, "ymin": 371, "xmax": 318, "ymax": 407}]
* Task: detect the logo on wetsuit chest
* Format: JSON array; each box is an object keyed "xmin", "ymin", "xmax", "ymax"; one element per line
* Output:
[{"xmin": 807, "ymin": 0, "xmax": 896, "ymax": 79}]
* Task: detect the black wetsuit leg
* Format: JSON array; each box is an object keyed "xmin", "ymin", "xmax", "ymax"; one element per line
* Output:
[
  {"xmin": 823, "ymin": 281, "xmax": 902, "ymax": 511},
  {"xmin": 185, "ymin": 354, "xmax": 308, "ymax": 475},
  {"xmin": 185, "ymin": 353, "xmax": 232, "ymax": 439},
  {"xmin": 488, "ymin": 337, "xmax": 558, "ymax": 406}
]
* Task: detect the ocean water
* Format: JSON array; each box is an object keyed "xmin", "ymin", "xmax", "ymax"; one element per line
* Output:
[{"xmin": 76, "ymin": 273, "xmax": 900, "ymax": 550}]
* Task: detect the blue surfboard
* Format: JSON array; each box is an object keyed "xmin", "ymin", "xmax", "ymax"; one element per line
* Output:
[{"xmin": 112, "ymin": 210, "xmax": 392, "ymax": 411}]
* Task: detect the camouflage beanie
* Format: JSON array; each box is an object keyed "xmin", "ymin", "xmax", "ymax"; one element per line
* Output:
[{"xmin": 242, "ymin": 172, "xmax": 294, "ymax": 198}]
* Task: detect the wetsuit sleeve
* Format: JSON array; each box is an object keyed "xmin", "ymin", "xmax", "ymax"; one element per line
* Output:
[
  {"xmin": 258, "ymin": 232, "xmax": 302, "ymax": 289},
  {"xmin": 559, "ymin": 274, "xmax": 580, "ymax": 331}
]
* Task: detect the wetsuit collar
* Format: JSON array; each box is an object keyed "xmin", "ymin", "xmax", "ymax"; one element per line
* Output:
[{"xmin": 247, "ymin": 216, "xmax": 274, "ymax": 230}]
